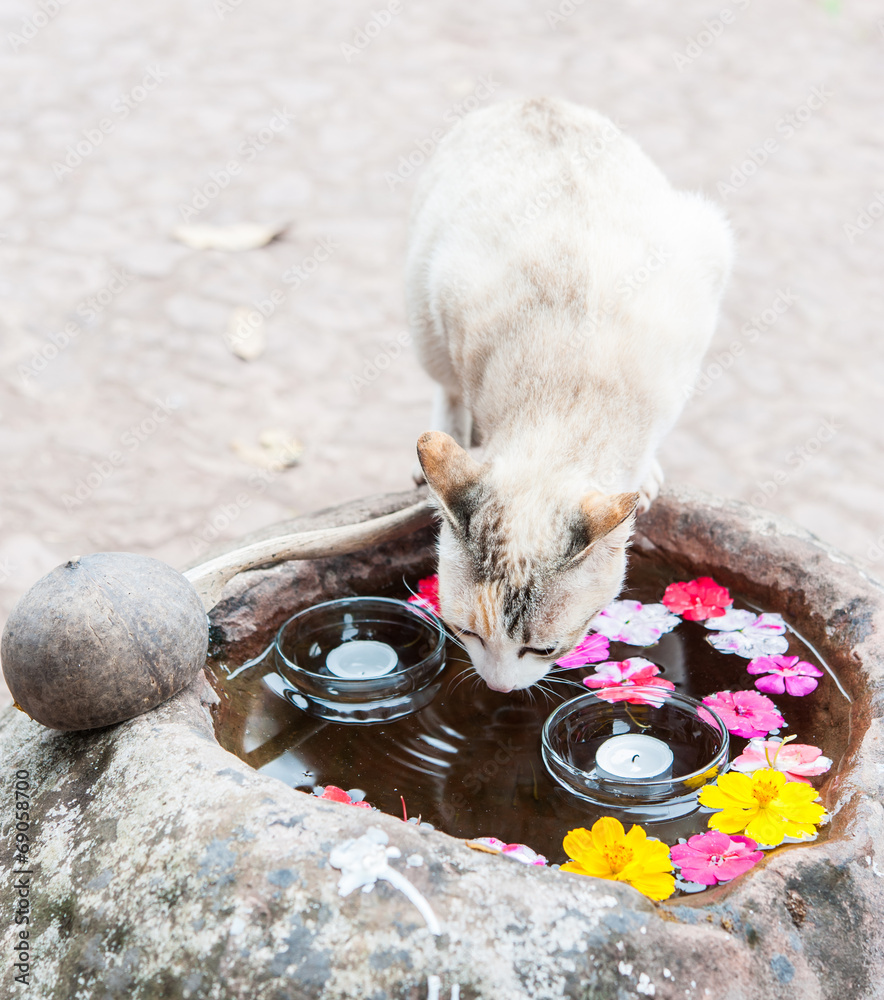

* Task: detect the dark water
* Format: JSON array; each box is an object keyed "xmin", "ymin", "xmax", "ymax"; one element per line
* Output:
[{"xmin": 206, "ymin": 556, "xmax": 850, "ymax": 866}]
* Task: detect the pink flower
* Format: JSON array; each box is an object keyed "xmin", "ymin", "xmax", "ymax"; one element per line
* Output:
[
  {"xmin": 407, "ymin": 574, "xmax": 441, "ymax": 616},
  {"xmin": 500, "ymin": 843, "xmax": 547, "ymax": 865},
  {"xmin": 670, "ymin": 832, "xmax": 764, "ymax": 885},
  {"xmin": 731, "ymin": 739, "xmax": 833, "ymax": 784},
  {"xmin": 466, "ymin": 837, "xmax": 547, "ymax": 865},
  {"xmin": 583, "ymin": 657, "xmax": 676, "ymax": 706},
  {"xmin": 701, "ymin": 690, "xmax": 784, "ymax": 739},
  {"xmin": 555, "ymin": 632, "xmax": 610, "ymax": 668},
  {"xmin": 662, "ymin": 577, "xmax": 733, "ymax": 621},
  {"xmin": 316, "ymin": 786, "xmax": 372, "ymax": 809},
  {"xmin": 589, "ymin": 600, "xmax": 681, "ymax": 646},
  {"xmin": 746, "ymin": 655, "xmax": 824, "ymax": 697}
]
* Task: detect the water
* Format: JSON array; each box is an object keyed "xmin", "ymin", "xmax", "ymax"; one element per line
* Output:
[{"xmin": 206, "ymin": 555, "xmax": 851, "ymax": 866}]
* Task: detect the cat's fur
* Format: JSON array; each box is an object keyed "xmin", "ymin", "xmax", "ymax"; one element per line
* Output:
[{"xmin": 405, "ymin": 98, "xmax": 733, "ymax": 693}]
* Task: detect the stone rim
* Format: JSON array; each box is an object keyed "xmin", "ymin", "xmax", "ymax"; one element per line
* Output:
[{"xmin": 2, "ymin": 484, "xmax": 881, "ymax": 999}]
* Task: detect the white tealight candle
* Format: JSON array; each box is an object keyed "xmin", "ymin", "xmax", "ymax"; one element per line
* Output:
[
  {"xmin": 325, "ymin": 640, "xmax": 398, "ymax": 679},
  {"xmin": 594, "ymin": 734, "xmax": 674, "ymax": 781}
]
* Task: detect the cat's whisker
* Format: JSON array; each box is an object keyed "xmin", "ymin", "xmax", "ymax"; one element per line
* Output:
[
  {"xmin": 543, "ymin": 675, "xmax": 585, "ymax": 688},
  {"xmin": 533, "ymin": 682, "xmax": 557, "ymax": 707},
  {"xmin": 437, "ymin": 621, "xmax": 468, "ymax": 652},
  {"xmin": 432, "ymin": 621, "xmax": 468, "ymax": 654},
  {"xmin": 398, "ymin": 577, "xmax": 472, "ymax": 654},
  {"xmin": 447, "ymin": 661, "xmax": 472, "ymax": 678},
  {"xmin": 448, "ymin": 666, "xmax": 476, "ymax": 695}
]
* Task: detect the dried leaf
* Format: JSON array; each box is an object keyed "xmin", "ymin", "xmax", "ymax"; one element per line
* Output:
[
  {"xmin": 172, "ymin": 222, "xmax": 286, "ymax": 251},
  {"xmin": 224, "ymin": 306, "xmax": 267, "ymax": 361},
  {"xmin": 230, "ymin": 429, "xmax": 303, "ymax": 470},
  {"xmin": 465, "ymin": 840, "xmax": 503, "ymax": 855}
]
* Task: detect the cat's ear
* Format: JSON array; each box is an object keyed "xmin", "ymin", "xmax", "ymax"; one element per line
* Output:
[
  {"xmin": 567, "ymin": 490, "xmax": 640, "ymax": 563},
  {"xmin": 416, "ymin": 431, "xmax": 482, "ymax": 532}
]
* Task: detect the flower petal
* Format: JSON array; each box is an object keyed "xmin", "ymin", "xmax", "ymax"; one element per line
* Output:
[
  {"xmin": 563, "ymin": 827, "xmax": 597, "ymax": 863},
  {"xmin": 714, "ymin": 855, "xmax": 762, "ymax": 881},
  {"xmin": 707, "ymin": 810, "xmax": 756, "ymax": 835},
  {"xmin": 556, "ymin": 632, "xmax": 610, "ymax": 668},
  {"xmin": 560, "ymin": 859, "xmax": 595, "ymax": 877},
  {"xmin": 705, "ymin": 608, "xmax": 758, "ymax": 631},
  {"xmin": 783, "ymin": 675, "xmax": 819, "ymax": 696},
  {"xmin": 591, "ymin": 817, "xmax": 627, "ymax": 855},
  {"xmin": 699, "ymin": 770, "xmax": 756, "ymax": 808},
  {"xmin": 744, "ymin": 811, "xmax": 788, "ymax": 847},
  {"xmin": 674, "ymin": 865, "xmax": 719, "ymax": 886},
  {"xmin": 728, "ymin": 834, "xmax": 763, "ymax": 852},
  {"xmin": 691, "ymin": 830, "xmax": 732, "ymax": 854},
  {"xmin": 626, "ymin": 839, "xmax": 673, "ymax": 875},
  {"xmin": 775, "ymin": 780, "xmax": 820, "ymax": 805},
  {"xmin": 627, "ymin": 871, "xmax": 676, "ymax": 901},
  {"xmin": 319, "ymin": 785, "xmax": 353, "ymax": 803},
  {"xmin": 754, "ymin": 674, "xmax": 786, "ymax": 695},
  {"xmin": 707, "ymin": 630, "xmax": 790, "ymax": 658}
]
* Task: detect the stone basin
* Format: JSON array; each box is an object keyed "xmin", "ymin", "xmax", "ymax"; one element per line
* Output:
[{"xmin": 1, "ymin": 485, "xmax": 882, "ymax": 1000}]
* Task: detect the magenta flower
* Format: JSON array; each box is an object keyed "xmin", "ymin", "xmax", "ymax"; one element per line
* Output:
[
  {"xmin": 670, "ymin": 832, "xmax": 764, "ymax": 885},
  {"xmin": 556, "ymin": 632, "xmax": 610, "ymax": 668},
  {"xmin": 746, "ymin": 655, "xmax": 824, "ymax": 696},
  {"xmin": 662, "ymin": 577, "xmax": 733, "ymax": 621},
  {"xmin": 407, "ymin": 574, "xmax": 441, "ymax": 616},
  {"xmin": 583, "ymin": 657, "xmax": 675, "ymax": 706},
  {"xmin": 589, "ymin": 599, "xmax": 681, "ymax": 646},
  {"xmin": 701, "ymin": 690, "xmax": 784, "ymax": 739},
  {"xmin": 731, "ymin": 739, "xmax": 833, "ymax": 785}
]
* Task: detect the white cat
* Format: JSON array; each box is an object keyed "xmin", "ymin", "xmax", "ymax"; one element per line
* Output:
[{"xmin": 406, "ymin": 98, "xmax": 733, "ymax": 693}]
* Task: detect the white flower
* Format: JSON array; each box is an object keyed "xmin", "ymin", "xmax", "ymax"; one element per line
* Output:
[
  {"xmin": 702, "ymin": 608, "xmax": 758, "ymax": 631},
  {"xmin": 590, "ymin": 600, "xmax": 681, "ymax": 647},
  {"xmin": 705, "ymin": 612, "xmax": 789, "ymax": 658}
]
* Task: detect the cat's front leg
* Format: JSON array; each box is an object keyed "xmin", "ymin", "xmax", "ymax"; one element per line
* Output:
[
  {"xmin": 413, "ymin": 385, "xmax": 473, "ymax": 484},
  {"xmin": 638, "ymin": 458, "xmax": 665, "ymax": 512}
]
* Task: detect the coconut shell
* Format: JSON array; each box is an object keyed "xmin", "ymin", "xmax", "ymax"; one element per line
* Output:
[{"xmin": 1, "ymin": 552, "xmax": 209, "ymax": 731}]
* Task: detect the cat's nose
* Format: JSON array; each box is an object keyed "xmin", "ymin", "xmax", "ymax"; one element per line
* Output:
[{"xmin": 485, "ymin": 680, "xmax": 514, "ymax": 693}]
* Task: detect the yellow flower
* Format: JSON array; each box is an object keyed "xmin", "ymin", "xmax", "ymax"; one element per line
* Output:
[
  {"xmin": 561, "ymin": 817, "xmax": 675, "ymax": 901},
  {"xmin": 698, "ymin": 768, "xmax": 826, "ymax": 846}
]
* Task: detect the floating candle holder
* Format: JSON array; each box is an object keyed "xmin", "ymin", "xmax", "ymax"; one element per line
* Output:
[
  {"xmin": 541, "ymin": 687, "xmax": 729, "ymax": 821},
  {"xmin": 273, "ymin": 597, "xmax": 445, "ymax": 723}
]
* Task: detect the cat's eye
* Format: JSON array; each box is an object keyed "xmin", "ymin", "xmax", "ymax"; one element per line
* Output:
[
  {"xmin": 460, "ymin": 629, "xmax": 486, "ymax": 647},
  {"xmin": 518, "ymin": 646, "xmax": 558, "ymax": 659}
]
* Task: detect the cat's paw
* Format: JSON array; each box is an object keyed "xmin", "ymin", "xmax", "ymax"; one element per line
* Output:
[{"xmin": 638, "ymin": 460, "xmax": 664, "ymax": 513}]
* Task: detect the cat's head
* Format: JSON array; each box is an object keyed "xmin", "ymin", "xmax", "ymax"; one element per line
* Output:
[{"xmin": 417, "ymin": 431, "xmax": 639, "ymax": 692}]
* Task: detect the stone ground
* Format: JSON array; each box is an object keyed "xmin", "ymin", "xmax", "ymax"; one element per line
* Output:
[{"xmin": 1, "ymin": 0, "xmax": 882, "ymax": 708}]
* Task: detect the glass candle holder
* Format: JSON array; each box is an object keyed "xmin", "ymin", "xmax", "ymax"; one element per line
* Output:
[
  {"xmin": 273, "ymin": 597, "xmax": 445, "ymax": 723},
  {"xmin": 541, "ymin": 687, "xmax": 729, "ymax": 821}
]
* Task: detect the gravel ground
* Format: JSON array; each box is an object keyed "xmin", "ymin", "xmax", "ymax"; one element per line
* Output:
[{"xmin": 1, "ymin": 0, "xmax": 882, "ymax": 708}]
